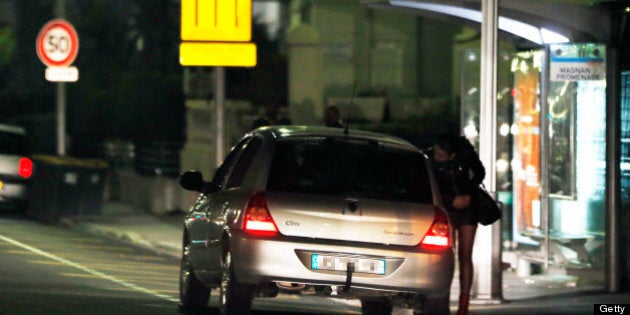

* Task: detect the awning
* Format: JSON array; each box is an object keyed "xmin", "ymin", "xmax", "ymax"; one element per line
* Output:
[{"xmin": 362, "ymin": 0, "xmax": 615, "ymax": 48}]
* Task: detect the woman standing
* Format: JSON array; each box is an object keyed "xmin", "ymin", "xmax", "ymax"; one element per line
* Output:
[{"xmin": 430, "ymin": 134, "xmax": 485, "ymax": 315}]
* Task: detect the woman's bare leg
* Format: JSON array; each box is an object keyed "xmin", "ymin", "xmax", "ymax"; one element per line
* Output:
[{"xmin": 456, "ymin": 224, "xmax": 477, "ymax": 315}]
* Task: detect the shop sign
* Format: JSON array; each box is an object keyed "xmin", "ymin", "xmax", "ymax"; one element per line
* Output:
[{"xmin": 550, "ymin": 44, "xmax": 606, "ymax": 82}]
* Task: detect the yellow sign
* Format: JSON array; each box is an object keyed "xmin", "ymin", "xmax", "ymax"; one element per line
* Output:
[
  {"xmin": 180, "ymin": 42, "xmax": 257, "ymax": 67},
  {"xmin": 181, "ymin": 0, "xmax": 252, "ymax": 42}
]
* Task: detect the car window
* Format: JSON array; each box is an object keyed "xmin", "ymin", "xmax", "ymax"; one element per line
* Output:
[
  {"xmin": 211, "ymin": 138, "xmax": 250, "ymax": 190},
  {"xmin": 0, "ymin": 132, "xmax": 29, "ymax": 155},
  {"xmin": 267, "ymin": 137, "xmax": 433, "ymax": 203},
  {"xmin": 225, "ymin": 136, "xmax": 262, "ymax": 189}
]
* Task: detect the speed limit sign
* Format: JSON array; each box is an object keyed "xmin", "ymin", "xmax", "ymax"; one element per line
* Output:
[{"xmin": 36, "ymin": 19, "xmax": 79, "ymax": 68}]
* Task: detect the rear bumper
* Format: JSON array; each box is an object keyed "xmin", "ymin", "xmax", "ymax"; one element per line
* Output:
[
  {"xmin": 229, "ymin": 230, "xmax": 454, "ymax": 296},
  {"xmin": 0, "ymin": 178, "xmax": 29, "ymax": 203}
]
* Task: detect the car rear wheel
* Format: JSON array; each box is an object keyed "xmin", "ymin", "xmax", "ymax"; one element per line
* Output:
[
  {"xmin": 179, "ymin": 242, "xmax": 211, "ymax": 307},
  {"xmin": 219, "ymin": 251, "xmax": 256, "ymax": 315},
  {"xmin": 360, "ymin": 298, "xmax": 393, "ymax": 315}
]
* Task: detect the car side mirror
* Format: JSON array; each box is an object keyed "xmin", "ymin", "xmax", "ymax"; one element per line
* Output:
[{"xmin": 180, "ymin": 170, "xmax": 205, "ymax": 192}]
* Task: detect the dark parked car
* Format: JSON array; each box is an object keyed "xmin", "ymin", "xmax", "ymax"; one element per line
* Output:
[
  {"xmin": 178, "ymin": 126, "xmax": 454, "ymax": 315},
  {"xmin": 0, "ymin": 124, "xmax": 33, "ymax": 211}
]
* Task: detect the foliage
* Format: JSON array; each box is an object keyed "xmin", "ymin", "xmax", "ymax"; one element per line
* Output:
[
  {"xmin": 1, "ymin": 1, "xmax": 55, "ymax": 121},
  {"xmin": 0, "ymin": 27, "xmax": 16, "ymax": 70},
  {"xmin": 0, "ymin": 26, "xmax": 17, "ymax": 118},
  {"xmin": 1, "ymin": 1, "xmax": 287, "ymax": 157},
  {"xmin": 68, "ymin": 0, "xmax": 183, "ymax": 147},
  {"xmin": 227, "ymin": 16, "xmax": 287, "ymax": 108}
]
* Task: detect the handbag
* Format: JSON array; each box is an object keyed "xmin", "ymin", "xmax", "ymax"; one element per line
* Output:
[{"xmin": 475, "ymin": 185, "xmax": 502, "ymax": 225}]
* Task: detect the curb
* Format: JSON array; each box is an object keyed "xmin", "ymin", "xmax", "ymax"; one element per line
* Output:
[{"xmin": 59, "ymin": 217, "xmax": 181, "ymax": 259}]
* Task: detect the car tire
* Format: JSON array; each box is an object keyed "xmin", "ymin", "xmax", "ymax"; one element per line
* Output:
[
  {"xmin": 219, "ymin": 251, "xmax": 256, "ymax": 315},
  {"xmin": 179, "ymin": 242, "xmax": 211, "ymax": 308},
  {"xmin": 360, "ymin": 298, "xmax": 393, "ymax": 315},
  {"xmin": 419, "ymin": 293, "xmax": 450, "ymax": 315}
]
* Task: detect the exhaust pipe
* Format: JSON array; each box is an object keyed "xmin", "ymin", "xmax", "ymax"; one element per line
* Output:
[{"xmin": 276, "ymin": 282, "xmax": 306, "ymax": 291}]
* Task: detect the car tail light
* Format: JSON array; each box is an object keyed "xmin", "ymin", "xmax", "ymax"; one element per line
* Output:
[
  {"xmin": 243, "ymin": 192, "xmax": 278, "ymax": 236},
  {"xmin": 420, "ymin": 207, "xmax": 451, "ymax": 250},
  {"xmin": 18, "ymin": 157, "xmax": 33, "ymax": 178}
]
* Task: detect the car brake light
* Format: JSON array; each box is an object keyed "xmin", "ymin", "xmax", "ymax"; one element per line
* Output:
[
  {"xmin": 18, "ymin": 157, "xmax": 33, "ymax": 178},
  {"xmin": 420, "ymin": 207, "xmax": 451, "ymax": 250},
  {"xmin": 243, "ymin": 192, "xmax": 278, "ymax": 236}
]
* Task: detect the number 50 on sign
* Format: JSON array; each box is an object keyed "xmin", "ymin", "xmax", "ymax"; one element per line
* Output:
[{"xmin": 36, "ymin": 19, "xmax": 79, "ymax": 68}]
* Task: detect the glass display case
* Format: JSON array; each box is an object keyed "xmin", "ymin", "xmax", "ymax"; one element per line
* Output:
[
  {"xmin": 508, "ymin": 44, "xmax": 607, "ymax": 279},
  {"xmin": 547, "ymin": 44, "xmax": 607, "ymax": 237},
  {"xmin": 511, "ymin": 50, "xmax": 543, "ymax": 235},
  {"xmin": 460, "ymin": 43, "xmax": 607, "ymax": 281}
]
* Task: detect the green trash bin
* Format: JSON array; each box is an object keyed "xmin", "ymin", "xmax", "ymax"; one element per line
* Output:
[
  {"xmin": 77, "ymin": 160, "xmax": 109, "ymax": 216},
  {"xmin": 27, "ymin": 155, "xmax": 108, "ymax": 223}
]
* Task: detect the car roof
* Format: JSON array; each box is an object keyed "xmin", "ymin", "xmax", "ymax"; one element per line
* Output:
[{"xmin": 249, "ymin": 125, "xmax": 419, "ymax": 151}]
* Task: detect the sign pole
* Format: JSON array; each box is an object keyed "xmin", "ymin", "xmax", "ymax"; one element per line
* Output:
[
  {"xmin": 179, "ymin": 0, "xmax": 257, "ymax": 168},
  {"xmin": 215, "ymin": 66, "xmax": 225, "ymax": 167},
  {"xmin": 56, "ymin": 0, "xmax": 66, "ymax": 156},
  {"xmin": 57, "ymin": 82, "xmax": 66, "ymax": 156},
  {"xmin": 37, "ymin": 5, "xmax": 79, "ymax": 157}
]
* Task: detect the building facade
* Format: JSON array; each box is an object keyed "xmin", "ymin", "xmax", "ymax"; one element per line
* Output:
[{"xmin": 284, "ymin": 0, "xmax": 630, "ymax": 295}]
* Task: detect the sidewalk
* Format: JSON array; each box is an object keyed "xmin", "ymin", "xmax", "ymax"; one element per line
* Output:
[
  {"xmin": 60, "ymin": 201, "xmax": 184, "ymax": 259},
  {"xmin": 59, "ymin": 201, "xmax": 628, "ymax": 309}
]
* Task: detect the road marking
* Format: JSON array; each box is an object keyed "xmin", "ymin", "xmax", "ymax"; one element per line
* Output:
[
  {"xmin": 4, "ymin": 249, "xmax": 38, "ymax": 255},
  {"xmin": 0, "ymin": 233, "xmax": 179, "ymax": 303},
  {"xmin": 28, "ymin": 259, "xmax": 66, "ymax": 266},
  {"xmin": 67, "ymin": 263, "xmax": 178, "ymax": 273}
]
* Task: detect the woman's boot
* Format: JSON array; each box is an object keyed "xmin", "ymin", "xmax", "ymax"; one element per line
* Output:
[{"xmin": 456, "ymin": 294, "xmax": 470, "ymax": 315}]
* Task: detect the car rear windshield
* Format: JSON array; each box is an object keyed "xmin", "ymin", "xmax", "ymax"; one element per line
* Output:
[
  {"xmin": 267, "ymin": 137, "xmax": 433, "ymax": 203},
  {"xmin": 0, "ymin": 132, "xmax": 29, "ymax": 155}
]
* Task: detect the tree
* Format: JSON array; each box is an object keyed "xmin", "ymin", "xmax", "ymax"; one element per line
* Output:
[
  {"xmin": 67, "ymin": 0, "xmax": 184, "ymax": 156},
  {"xmin": 227, "ymin": 16, "xmax": 287, "ymax": 108},
  {"xmin": 0, "ymin": 25, "xmax": 17, "ymax": 117},
  {"xmin": 2, "ymin": 0, "xmax": 287, "ymax": 157}
]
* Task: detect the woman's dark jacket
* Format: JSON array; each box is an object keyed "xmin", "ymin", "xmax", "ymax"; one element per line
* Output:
[{"xmin": 432, "ymin": 153, "xmax": 485, "ymax": 211}]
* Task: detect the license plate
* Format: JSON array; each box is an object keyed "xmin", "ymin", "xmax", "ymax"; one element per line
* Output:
[{"xmin": 311, "ymin": 254, "xmax": 386, "ymax": 275}]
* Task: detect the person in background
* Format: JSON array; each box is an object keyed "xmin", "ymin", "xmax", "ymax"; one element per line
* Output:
[
  {"xmin": 251, "ymin": 105, "xmax": 292, "ymax": 130},
  {"xmin": 323, "ymin": 105, "xmax": 344, "ymax": 128},
  {"xmin": 430, "ymin": 133, "xmax": 485, "ymax": 315}
]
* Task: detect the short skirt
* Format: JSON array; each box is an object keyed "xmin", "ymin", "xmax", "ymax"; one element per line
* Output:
[{"xmin": 446, "ymin": 206, "xmax": 478, "ymax": 228}]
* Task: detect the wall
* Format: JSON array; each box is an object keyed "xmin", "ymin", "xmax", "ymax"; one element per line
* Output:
[{"xmin": 286, "ymin": 0, "xmax": 459, "ymax": 124}]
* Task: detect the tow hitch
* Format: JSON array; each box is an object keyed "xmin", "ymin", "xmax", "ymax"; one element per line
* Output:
[{"xmin": 343, "ymin": 262, "xmax": 354, "ymax": 292}]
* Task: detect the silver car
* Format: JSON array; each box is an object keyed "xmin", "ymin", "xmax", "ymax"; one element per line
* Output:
[
  {"xmin": 0, "ymin": 124, "xmax": 32, "ymax": 211},
  {"xmin": 178, "ymin": 126, "xmax": 454, "ymax": 315}
]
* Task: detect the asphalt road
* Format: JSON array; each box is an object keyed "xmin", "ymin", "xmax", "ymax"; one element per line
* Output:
[
  {"xmin": 2, "ymin": 213, "xmax": 628, "ymax": 315},
  {"xmin": 0, "ymin": 214, "xmax": 361, "ymax": 315}
]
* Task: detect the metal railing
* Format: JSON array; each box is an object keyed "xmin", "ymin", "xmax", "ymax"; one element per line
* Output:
[{"xmin": 133, "ymin": 141, "xmax": 183, "ymax": 177}]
